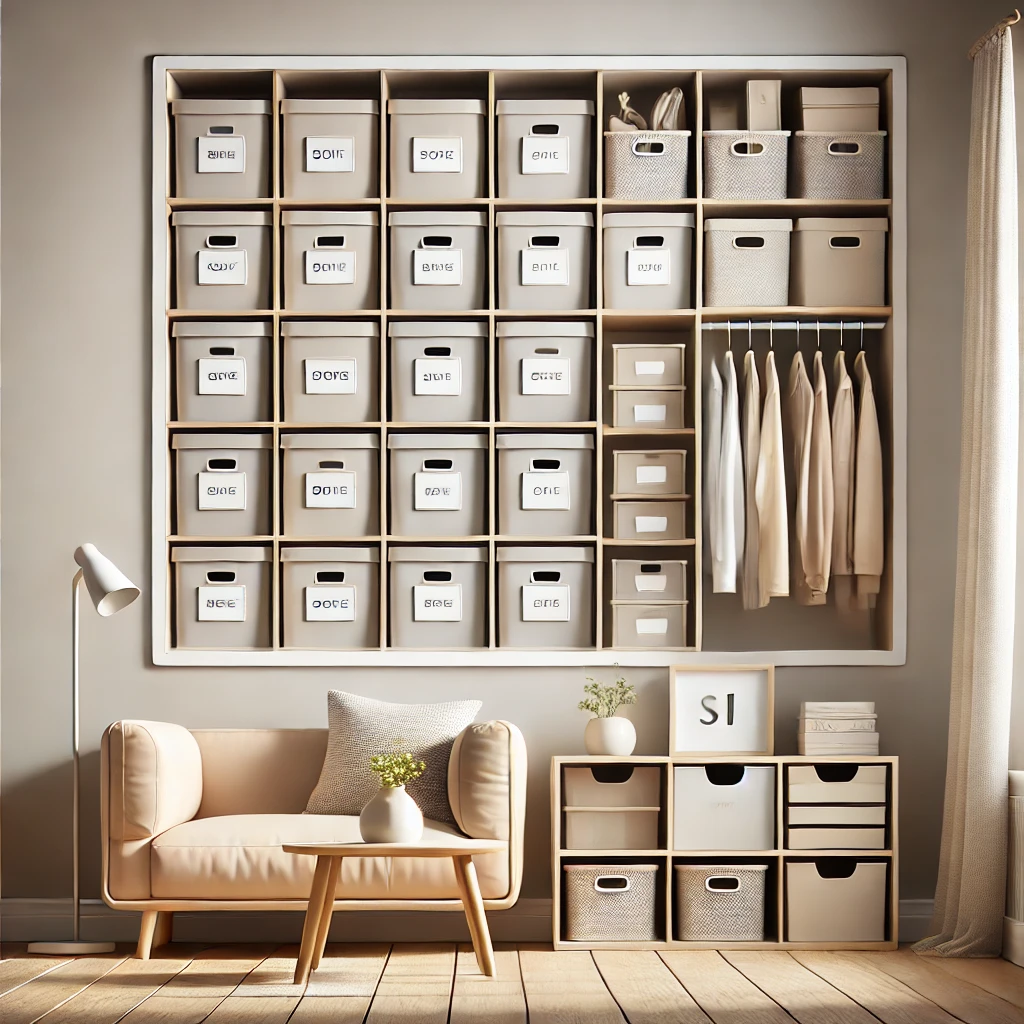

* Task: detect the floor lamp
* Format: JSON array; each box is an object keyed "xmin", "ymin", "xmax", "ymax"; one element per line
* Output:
[{"xmin": 28, "ymin": 544, "xmax": 140, "ymax": 955}]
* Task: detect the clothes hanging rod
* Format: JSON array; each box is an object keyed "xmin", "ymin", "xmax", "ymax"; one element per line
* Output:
[{"xmin": 701, "ymin": 321, "xmax": 887, "ymax": 332}]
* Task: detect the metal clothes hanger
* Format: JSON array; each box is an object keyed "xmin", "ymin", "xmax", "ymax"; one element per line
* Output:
[
  {"xmin": 816, "ymin": 320, "xmax": 821, "ymax": 349},
  {"xmin": 747, "ymin": 319, "xmax": 753, "ymax": 351}
]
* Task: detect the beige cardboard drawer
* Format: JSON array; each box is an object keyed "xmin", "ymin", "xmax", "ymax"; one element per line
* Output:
[
  {"xmin": 613, "ymin": 501, "xmax": 688, "ymax": 541},
  {"xmin": 611, "ymin": 558, "xmax": 688, "ymax": 602},
  {"xmin": 612, "ymin": 343, "xmax": 685, "ymax": 386},
  {"xmin": 788, "ymin": 804, "xmax": 886, "ymax": 826},
  {"xmin": 612, "ymin": 602, "xmax": 688, "ymax": 648},
  {"xmin": 563, "ymin": 765, "xmax": 661, "ymax": 807},
  {"xmin": 564, "ymin": 807, "xmax": 659, "ymax": 850},
  {"xmin": 788, "ymin": 764, "xmax": 887, "ymax": 804},
  {"xmin": 612, "ymin": 389, "xmax": 685, "ymax": 429},
  {"xmin": 787, "ymin": 827, "xmax": 886, "ymax": 850},
  {"xmin": 786, "ymin": 861, "xmax": 887, "ymax": 942},
  {"xmin": 613, "ymin": 449, "xmax": 687, "ymax": 496}
]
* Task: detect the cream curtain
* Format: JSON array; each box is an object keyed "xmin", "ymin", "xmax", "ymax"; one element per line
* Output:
[{"xmin": 916, "ymin": 17, "xmax": 1019, "ymax": 958}]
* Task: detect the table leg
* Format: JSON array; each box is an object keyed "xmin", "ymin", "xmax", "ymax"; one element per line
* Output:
[
  {"xmin": 294, "ymin": 856, "xmax": 332, "ymax": 985},
  {"xmin": 453, "ymin": 854, "xmax": 495, "ymax": 977},
  {"xmin": 311, "ymin": 856, "xmax": 341, "ymax": 971}
]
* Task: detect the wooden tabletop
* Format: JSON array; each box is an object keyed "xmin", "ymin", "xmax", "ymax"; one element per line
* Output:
[{"xmin": 283, "ymin": 839, "xmax": 506, "ymax": 858}]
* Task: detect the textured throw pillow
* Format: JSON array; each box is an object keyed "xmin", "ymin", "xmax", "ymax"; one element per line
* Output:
[{"xmin": 305, "ymin": 690, "xmax": 482, "ymax": 826}]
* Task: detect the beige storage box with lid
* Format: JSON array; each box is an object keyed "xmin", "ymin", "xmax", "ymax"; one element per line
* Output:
[
  {"xmin": 387, "ymin": 433, "xmax": 487, "ymax": 537},
  {"xmin": 497, "ymin": 321, "xmax": 594, "ymax": 423},
  {"xmin": 388, "ymin": 545, "xmax": 487, "ymax": 648},
  {"xmin": 172, "ymin": 99, "xmax": 271, "ymax": 199},
  {"xmin": 388, "ymin": 211, "xmax": 487, "ymax": 311},
  {"xmin": 613, "ymin": 450, "xmax": 687, "ymax": 497},
  {"xmin": 282, "ymin": 211, "xmax": 379, "ymax": 311},
  {"xmin": 799, "ymin": 87, "xmax": 880, "ymax": 131},
  {"xmin": 388, "ymin": 99, "xmax": 486, "ymax": 199},
  {"xmin": 563, "ymin": 864, "xmax": 659, "ymax": 942},
  {"xmin": 389, "ymin": 321, "xmax": 487, "ymax": 423},
  {"xmin": 704, "ymin": 219, "xmax": 792, "ymax": 307},
  {"xmin": 563, "ymin": 765, "xmax": 661, "ymax": 851},
  {"xmin": 496, "ymin": 99, "xmax": 594, "ymax": 199},
  {"xmin": 172, "ymin": 546, "xmax": 271, "ymax": 649},
  {"xmin": 496, "ymin": 211, "xmax": 593, "ymax": 310},
  {"xmin": 613, "ymin": 500, "xmax": 687, "ymax": 541},
  {"xmin": 611, "ymin": 389, "xmax": 685, "ymax": 429},
  {"xmin": 173, "ymin": 211, "xmax": 272, "ymax": 311},
  {"xmin": 603, "ymin": 213, "xmax": 694, "ymax": 310},
  {"xmin": 790, "ymin": 218, "xmax": 888, "ymax": 307},
  {"xmin": 676, "ymin": 864, "xmax": 769, "ymax": 941},
  {"xmin": 282, "ymin": 321, "xmax": 379, "ymax": 424},
  {"xmin": 605, "ymin": 130, "xmax": 691, "ymax": 201},
  {"xmin": 792, "ymin": 132, "xmax": 886, "ymax": 200},
  {"xmin": 673, "ymin": 766, "xmax": 775, "ymax": 850},
  {"xmin": 496, "ymin": 546, "xmax": 594, "ymax": 648},
  {"xmin": 613, "ymin": 343, "xmax": 686, "ymax": 388},
  {"xmin": 281, "ymin": 433, "xmax": 380, "ymax": 538},
  {"xmin": 612, "ymin": 602, "xmax": 687, "ymax": 648},
  {"xmin": 496, "ymin": 433, "xmax": 594, "ymax": 537},
  {"xmin": 281, "ymin": 546, "xmax": 379, "ymax": 649},
  {"xmin": 703, "ymin": 131, "xmax": 790, "ymax": 200},
  {"xmin": 611, "ymin": 558, "xmax": 687, "ymax": 601},
  {"xmin": 172, "ymin": 433, "xmax": 272, "ymax": 537},
  {"xmin": 173, "ymin": 321, "xmax": 272, "ymax": 423},
  {"xmin": 786, "ymin": 860, "xmax": 888, "ymax": 941},
  {"xmin": 281, "ymin": 99, "xmax": 379, "ymax": 200}
]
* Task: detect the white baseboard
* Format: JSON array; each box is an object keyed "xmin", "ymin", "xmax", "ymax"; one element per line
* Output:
[
  {"xmin": 1005, "ymin": 917, "xmax": 1024, "ymax": 967},
  {"xmin": 1, "ymin": 897, "xmax": 934, "ymax": 946}
]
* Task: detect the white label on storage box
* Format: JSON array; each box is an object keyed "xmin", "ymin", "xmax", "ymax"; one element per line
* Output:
[
  {"xmin": 198, "ymin": 471, "xmax": 246, "ymax": 511},
  {"xmin": 521, "ymin": 135, "xmax": 569, "ymax": 174},
  {"xmin": 521, "ymin": 248, "xmax": 569, "ymax": 286},
  {"xmin": 522, "ymin": 584, "xmax": 571, "ymax": 621},
  {"xmin": 633, "ymin": 403, "xmax": 667, "ymax": 423},
  {"xmin": 636, "ymin": 515, "xmax": 668, "ymax": 533},
  {"xmin": 198, "ymin": 357, "xmax": 246, "ymax": 396},
  {"xmin": 413, "ymin": 249, "xmax": 463, "ymax": 286},
  {"xmin": 521, "ymin": 471, "xmax": 571, "ymax": 510},
  {"xmin": 627, "ymin": 248, "xmax": 671, "ymax": 286},
  {"xmin": 305, "ymin": 136, "xmax": 355, "ymax": 173},
  {"xmin": 634, "ymin": 573, "xmax": 667, "ymax": 592},
  {"xmin": 304, "ymin": 358, "xmax": 357, "ymax": 395},
  {"xmin": 198, "ymin": 249, "xmax": 247, "ymax": 286},
  {"xmin": 414, "ymin": 471, "xmax": 462, "ymax": 511},
  {"xmin": 636, "ymin": 464, "xmax": 668, "ymax": 485},
  {"xmin": 305, "ymin": 585, "xmax": 356, "ymax": 621},
  {"xmin": 413, "ymin": 584, "xmax": 462, "ymax": 621},
  {"xmin": 198, "ymin": 135, "xmax": 245, "ymax": 173},
  {"xmin": 636, "ymin": 617, "xmax": 669, "ymax": 635},
  {"xmin": 634, "ymin": 360, "xmax": 666, "ymax": 377},
  {"xmin": 521, "ymin": 358, "xmax": 571, "ymax": 395},
  {"xmin": 412, "ymin": 137, "xmax": 463, "ymax": 173},
  {"xmin": 414, "ymin": 357, "xmax": 462, "ymax": 395},
  {"xmin": 305, "ymin": 471, "xmax": 356, "ymax": 509},
  {"xmin": 197, "ymin": 585, "xmax": 245, "ymax": 621},
  {"xmin": 305, "ymin": 249, "xmax": 355, "ymax": 285}
]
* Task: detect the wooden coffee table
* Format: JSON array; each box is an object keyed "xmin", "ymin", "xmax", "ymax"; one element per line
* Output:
[{"xmin": 284, "ymin": 838, "xmax": 506, "ymax": 984}]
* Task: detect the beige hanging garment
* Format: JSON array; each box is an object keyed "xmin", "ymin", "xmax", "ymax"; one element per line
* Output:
[
  {"xmin": 801, "ymin": 348, "xmax": 834, "ymax": 604},
  {"xmin": 853, "ymin": 350, "xmax": 884, "ymax": 604},
  {"xmin": 754, "ymin": 350, "xmax": 789, "ymax": 602},
  {"xmin": 703, "ymin": 359, "xmax": 723, "ymax": 577},
  {"xmin": 831, "ymin": 349, "xmax": 856, "ymax": 612},
  {"xmin": 787, "ymin": 351, "xmax": 814, "ymax": 603},
  {"xmin": 713, "ymin": 350, "xmax": 744, "ymax": 593},
  {"xmin": 741, "ymin": 348, "xmax": 763, "ymax": 608}
]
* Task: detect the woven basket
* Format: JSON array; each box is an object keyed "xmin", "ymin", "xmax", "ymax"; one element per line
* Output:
[
  {"xmin": 703, "ymin": 131, "xmax": 790, "ymax": 200},
  {"xmin": 703, "ymin": 220, "xmax": 791, "ymax": 307},
  {"xmin": 791, "ymin": 131, "xmax": 886, "ymax": 200},
  {"xmin": 675, "ymin": 864, "xmax": 768, "ymax": 941},
  {"xmin": 605, "ymin": 131, "xmax": 691, "ymax": 200},
  {"xmin": 564, "ymin": 864, "xmax": 658, "ymax": 941}
]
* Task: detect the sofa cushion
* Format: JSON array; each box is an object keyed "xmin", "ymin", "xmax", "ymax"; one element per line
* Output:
[
  {"xmin": 304, "ymin": 691, "xmax": 481, "ymax": 826},
  {"xmin": 149, "ymin": 813, "xmax": 509, "ymax": 901}
]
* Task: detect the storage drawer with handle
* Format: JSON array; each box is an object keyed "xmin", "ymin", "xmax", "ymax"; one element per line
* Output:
[
  {"xmin": 785, "ymin": 859, "xmax": 888, "ymax": 941},
  {"xmin": 611, "ymin": 559, "xmax": 687, "ymax": 601},
  {"xmin": 787, "ymin": 764, "xmax": 888, "ymax": 804},
  {"xmin": 612, "ymin": 602, "xmax": 688, "ymax": 648},
  {"xmin": 613, "ymin": 500, "xmax": 687, "ymax": 541},
  {"xmin": 787, "ymin": 828, "xmax": 886, "ymax": 851},
  {"xmin": 612, "ymin": 343, "xmax": 685, "ymax": 388},
  {"xmin": 612, "ymin": 450, "xmax": 687, "ymax": 497},
  {"xmin": 611, "ymin": 389, "xmax": 684, "ymax": 430}
]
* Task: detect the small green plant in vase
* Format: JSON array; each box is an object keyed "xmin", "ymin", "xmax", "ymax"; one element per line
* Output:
[
  {"xmin": 359, "ymin": 742, "xmax": 427, "ymax": 844},
  {"xmin": 579, "ymin": 667, "xmax": 638, "ymax": 756}
]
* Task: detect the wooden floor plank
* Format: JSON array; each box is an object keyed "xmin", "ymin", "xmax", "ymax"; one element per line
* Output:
[
  {"xmin": 232, "ymin": 946, "xmax": 305, "ymax": 998},
  {"xmin": 202, "ymin": 995, "xmax": 301, "ymax": 1023},
  {"xmin": 0, "ymin": 957, "xmax": 72, "ymax": 998},
  {"xmin": 0, "ymin": 955, "xmax": 128, "ymax": 1024},
  {"xmin": 722, "ymin": 951, "xmax": 882, "ymax": 1024},
  {"xmin": 363, "ymin": 942, "xmax": 456, "ymax": 1024},
  {"xmin": 592, "ymin": 949, "xmax": 713, "ymax": 1024},
  {"xmin": 792, "ymin": 952, "xmax": 962, "ymax": 1024},
  {"xmin": 449, "ymin": 944, "xmax": 527, "ymax": 1024},
  {"xmin": 519, "ymin": 948, "xmax": 625, "ymax": 1024},
  {"xmin": 928, "ymin": 956, "xmax": 1024, "ymax": 1010},
  {"xmin": 660, "ymin": 950, "xmax": 797, "ymax": 1024},
  {"xmin": 286, "ymin": 943, "xmax": 391, "ymax": 1024}
]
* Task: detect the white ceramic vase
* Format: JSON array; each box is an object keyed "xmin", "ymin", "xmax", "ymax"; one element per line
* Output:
[
  {"xmin": 584, "ymin": 716, "xmax": 637, "ymax": 756},
  {"xmin": 359, "ymin": 785, "xmax": 424, "ymax": 843}
]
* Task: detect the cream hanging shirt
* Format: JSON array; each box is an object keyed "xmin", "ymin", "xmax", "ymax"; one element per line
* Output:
[
  {"xmin": 703, "ymin": 359, "xmax": 723, "ymax": 578},
  {"xmin": 787, "ymin": 352, "xmax": 814, "ymax": 602},
  {"xmin": 741, "ymin": 349, "xmax": 763, "ymax": 609},
  {"xmin": 831, "ymin": 349, "xmax": 856, "ymax": 612},
  {"xmin": 801, "ymin": 349, "xmax": 834, "ymax": 604},
  {"xmin": 853, "ymin": 351, "xmax": 884, "ymax": 604},
  {"xmin": 713, "ymin": 350, "xmax": 744, "ymax": 593},
  {"xmin": 754, "ymin": 350, "xmax": 789, "ymax": 602}
]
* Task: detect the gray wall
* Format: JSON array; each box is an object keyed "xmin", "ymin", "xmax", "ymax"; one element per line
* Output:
[{"xmin": 0, "ymin": 0, "xmax": 1005, "ymax": 906}]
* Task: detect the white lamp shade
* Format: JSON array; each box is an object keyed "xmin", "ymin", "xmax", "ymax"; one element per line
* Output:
[{"xmin": 74, "ymin": 544, "xmax": 140, "ymax": 616}]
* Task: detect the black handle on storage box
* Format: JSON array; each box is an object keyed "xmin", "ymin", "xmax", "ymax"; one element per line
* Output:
[
  {"xmin": 735, "ymin": 236, "xmax": 766, "ymax": 249},
  {"xmin": 813, "ymin": 764, "xmax": 861, "ymax": 783},
  {"xmin": 206, "ymin": 571, "xmax": 236, "ymax": 583},
  {"xmin": 636, "ymin": 235, "xmax": 665, "ymax": 248},
  {"xmin": 829, "ymin": 236, "xmax": 862, "ymax": 249},
  {"xmin": 424, "ymin": 570, "xmax": 453, "ymax": 582},
  {"xmin": 529, "ymin": 235, "xmax": 561, "ymax": 247},
  {"xmin": 315, "ymin": 235, "xmax": 347, "ymax": 248},
  {"xmin": 532, "ymin": 459, "xmax": 562, "ymax": 470},
  {"xmin": 704, "ymin": 764, "xmax": 747, "ymax": 786},
  {"xmin": 589, "ymin": 765, "xmax": 636, "ymax": 784},
  {"xmin": 207, "ymin": 235, "xmax": 238, "ymax": 248},
  {"xmin": 814, "ymin": 858, "xmax": 858, "ymax": 879},
  {"xmin": 209, "ymin": 125, "xmax": 235, "ymax": 135},
  {"xmin": 423, "ymin": 459, "xmax": 454, "ymax": 471},
  {"xmin": 209, "ymin": 347, "xmax": 235, "ymax": 356},
  {"xmin": 828, "ymin": 140, "xmax": 862, "ymax": 155},
  {"xmin": 207, "ymin": 458, "xmax": 238, "ymax": 471},
  {"xmin": 640, "ymin": 563, "xmax": 663, "ymax": 573},
  {"xmin": 423, "ymin": 346, "xmax": 452, "ymax": 357},
  {"xmin": 315, "ymin": 571, "xmax": 346, "ymax": 584},
  {"xmin": 319, "ymin": 460, "xmax": 345, "ymax": 470},
  {"xmin": 532, "ymin": 571, "xmax": 561, "ymax": 583},
  {"xmin": 531, "ymin": 123, "xmax": 560, "ymax": 135},
  {"xmin": 422, "ymin": 235, "xmax": 453, "ymax": 247}
]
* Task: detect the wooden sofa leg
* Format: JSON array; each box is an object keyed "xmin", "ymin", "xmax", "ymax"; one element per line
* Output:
[{"xmin": 137, "ymin": 911, "xmax": 173, "ymax": 959}]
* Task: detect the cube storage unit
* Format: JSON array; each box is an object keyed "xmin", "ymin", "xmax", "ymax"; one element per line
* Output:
[
  {"xmin": 604, "ymin": 130, "xmax": 691, "ymax": 201},
  {"xmin": 281, "ymin": 320, "xmax": 380, "ymax": 424},
  {"xmin": 603, "ymin": 213, "xmax": 695, "ymax": 310},
  {"xmin": 563, "ymin": 864, "xmax": 660, "ymax": 941},
  {"xmin": 496, "ymin": 211, "xmax": 593, "ymax": 310},
  {"xmin": 792, "ymin": 131, "xmax": 887, "ymax": 200},
  {"xmin": 173, "ymin": 321, "xmax": 272, "ymax": 423},
  {"xmin": 702, "ymin": 131, "xmax": 790, "ymax": 200},
  {"xmin": 790, "ymin": 218, "xmax": 889, "ymax": 307},
  {"xmin": 703, "ymin": 219, "xmax": 792, "ymax": 307},
  {"xmin": 281, "ymin": 546, "xmax": 380, "ymax": 649},
  {"xmin": 389, "ymin": 321, "xmax": 487, "ymax": 423},
  {"xmin": 675, "ymin": 864, "xmax": 769, "ymax": 941}
]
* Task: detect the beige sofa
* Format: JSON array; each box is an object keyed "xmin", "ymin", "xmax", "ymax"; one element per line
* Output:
[{"xmin": 100, "ymin": 719, "xmax": 527, "ymax": 958}]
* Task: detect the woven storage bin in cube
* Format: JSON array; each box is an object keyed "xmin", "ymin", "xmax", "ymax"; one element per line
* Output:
[
  {"xmin": 703, "ymin": 131, "xmax": 790, "ymax": 200},
  {"xmin": 564, "ymin": 864, "xmax": 658, "ymax": 941},
  {"xmin": 605, "ymin": 131, "xmax": 691, "ymax": 200},
  {"xmin": 792, "ymin": 132, "xmax": 886, "ymax": 200},
  {"xmin": 703, "ymin": 219, "xmax": 792, "ymax": 307},
  {"xmin": 675, "ymin": 864, "xmax": 768, "ymax": 941}
]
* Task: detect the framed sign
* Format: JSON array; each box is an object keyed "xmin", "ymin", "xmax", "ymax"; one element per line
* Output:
[{"xmin": 669, "ymin": 664, "xmax": 774, "ymax": 756}]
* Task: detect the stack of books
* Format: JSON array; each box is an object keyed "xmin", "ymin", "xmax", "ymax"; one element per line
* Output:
[{"xmin": 798, "ymin": 701, "xmax": 879, "ymax": 756}]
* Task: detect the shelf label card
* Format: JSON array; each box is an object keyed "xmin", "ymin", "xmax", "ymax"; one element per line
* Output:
[
  {"xmin": 522, "ymin": 134, "xmax": 569, "ymax": 174},
  {"xmin": 413, "ymin": 583, "xmax": 462, "ymax": 621},
  {"xmin": 521, "ymin": 248, "xmax": 569, "ymax": 286},
  {"xmin": 521, "ymin": 471, "xmax": 571, "ymax": 510},
  {"xmin": 635, "ymin": 515, "xmax": 669, "ymax": 534},
  {"xmin": 634, "ymin": 573, "xmax": 668, "ymax": 592},
  {"xmin": 634, "ymin": 360, "xmax": 666, "ymax": 377},
  {"xmin": 305, "ymin": 249, "xmax": 356, "ymax": 285},
  {"xmin": 412, "ymin": 137, "xmax": 463, "ymax": 173},
  {"xmin": 635, "ymin": 464, "xmax": 668, "ymax": 485},
  {"xmin": 198, "ymin": 585, "xmax": 245, "ymax": 621},
  {"xmin": 521, "ymin": 357, "xmax": 571, "ymax": 395},
  {"xmin": 305, "ymin": 585, "xmax": 356, "ymax": 621},
  {"xmin": 305, "ymin": 471, "xmax": 356, "ymax": 509},
  {"xmin": 305, "ymin": 136, "xmax": 355, "ymax": 173},
  {"xmin": 635, "ymin": 616, "xmax": 669, "ymax": 635},
  {"xmin": 413, "ymin": 249, "xmax": 463, "ymax": 286},
  {"xmin": 198, "ymin": 471, "xmax": 246, "ymax": 511},
  {"xmin": 633, "ymin": 403, "xmax": 668, "ymax": 423},
  {"xmin": 627, "ymin": 248, "xmax": 671, "ymax": 286},
  {"xmin": 414, "ymin": 470, "xmax": 463, "ymax": 511},
  {"xmin": 304, "ymin": 358, "xmax": 357, "ymax": 395},
  {"xmin": 522, "ymin": 584, "xmax": 571, "ymax": 621},
  {"xmin": 198, "ymin": 134, "xmax": 245, "ymax": 174},
  {"xmin": 198, "ymin": 357, "xmax": 246, "ymax": 396},
  {"xmin": 414, "ymin": 357, "xmax": 462, "ymax": 395},
  {"xmin": 198, "ymin": 249, "xmax": 247, "ymax": 286}
]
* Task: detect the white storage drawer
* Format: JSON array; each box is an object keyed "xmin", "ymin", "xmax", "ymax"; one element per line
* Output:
[
  {"xmin": 612, "ymin": 389, "xmax": 684, "ymax": 430},
  {"xmin": 565, "ymin": 809, "xmax": 659, "ymax": 850},
  {"xmin": 612, "ymin": 602, "xmax": 688, "ymax": 648},
  {"xmin": 787, "ymin": 828, "xmax": 886, "ymax": 850},
  {"xmin": 788, "ymin": 804, "xmax": 886, "ymax": 826},
  {"xmin": 673, "ymin": 765, "xmax": 776, "ymax": 851},
  {"xmin": 613, "ymin": 344, "xmax": 685, "ymax": 387},
  {"xmin": 603, "ymin": 214, "xmax": 694, "ymax": 310},
  {"xmin": 614, "ymin": 500, "xmax": 687, "ymax": 541},
  {"xmin": 790, "ymin": 218, "xmax": 888, "ymax": 307},
  {"xmin": 676, "ymin": 864, "xmax": 768, "ymax": 941},
  {"xmin": 704, "ymin": 218, "xmax": 792, "ymax": 308},
  {"xmin": 564, "ymin": 864, "xmax": 659, "ymax": 941},
  {"xmin": 786, "ymin": 860, "xmax": 887, "ymax": 942},
  {"xmin": 564, "ymin": 765, "xmax": 662, "ymax": 807},
  {"xmin": 613, "ymin": 450, "xmax": 687, "ymax": 497},
  {"xmin": 788, "ymin": 764, "xmax": 888, "ymax": 804},
  {"xmin": 611, "ymin": 559, "xmax": 687, "ymax": 602}
]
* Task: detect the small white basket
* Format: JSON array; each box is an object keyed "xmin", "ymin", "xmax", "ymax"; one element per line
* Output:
[
  {"xmin": 703, "ymin": 219, "xmax": 792, "ymax": 307},
  {"xmin": 675, "ymin": 864, "xmax": 768, "ymax": 941},
  {"xmin": 792, "ymin": 131, "xmax": 886, "ymax": 200},
  {"xmin": 564, "ymin": 864, "xmax": 658, "ymax": 941},
  {"xmin": 605, "ymin": 131, "xmax": 691, "ymax": 200},
  {"xmin": 703, "ymin": 131, "xmax": 790, "ymax": 200}
]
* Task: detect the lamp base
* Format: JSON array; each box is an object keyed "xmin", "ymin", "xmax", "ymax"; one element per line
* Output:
[{"xmin": 27, "ymin": 940, "xmax": 116, "ymax": 955}]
